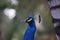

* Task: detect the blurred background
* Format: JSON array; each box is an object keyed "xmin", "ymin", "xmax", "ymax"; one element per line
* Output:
[{"xmin": 0, "ymin": 0, "xmax": 60, "ymax": 40}]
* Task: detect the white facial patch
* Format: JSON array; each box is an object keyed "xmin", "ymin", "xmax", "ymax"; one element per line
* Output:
[{"xmin": 27, "ymin": 18, "xmax": 32, "ymax": 22}]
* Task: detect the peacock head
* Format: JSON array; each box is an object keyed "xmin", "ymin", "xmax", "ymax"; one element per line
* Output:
[{"xmin": 25, "ymin": 16, "xmax": 34, "ymax": 24}]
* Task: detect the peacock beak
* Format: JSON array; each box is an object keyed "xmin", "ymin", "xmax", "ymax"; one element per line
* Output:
[
  {"xmin": 24, "ymin": 19, "xmax": 27, "ymax": 22},
  {"xmin": 24, "ymin": 18, "xmax": 29, "ymax": 22},
  {"xmin": 20, "ymin": 19, "xmax": 26, "ymax": 22}
]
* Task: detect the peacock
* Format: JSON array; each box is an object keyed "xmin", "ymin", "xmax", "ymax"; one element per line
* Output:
[{"xmin": 24, "ymin": 16, "xmax": 41, "ymax": 40}]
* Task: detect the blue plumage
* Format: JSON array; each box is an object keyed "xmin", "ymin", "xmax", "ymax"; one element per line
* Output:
[{"xmin": 24, "ymin": 16, "xmax": 36, "ymax": 40}]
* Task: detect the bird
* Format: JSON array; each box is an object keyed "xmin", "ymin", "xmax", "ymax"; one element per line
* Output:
[{"xmin": 24, "ymin": 16, "xmax": 36, "ymax": 40}]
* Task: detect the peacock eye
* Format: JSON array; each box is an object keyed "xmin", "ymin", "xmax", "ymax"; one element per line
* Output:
[{"xmin": 27, "ymin": 18, "xmax": 32, "ymax": 22}]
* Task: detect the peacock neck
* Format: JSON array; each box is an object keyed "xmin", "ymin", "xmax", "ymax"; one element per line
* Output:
[{"xmin": 24, "ymin": 22, "xmax": 36, "ymax": 40}]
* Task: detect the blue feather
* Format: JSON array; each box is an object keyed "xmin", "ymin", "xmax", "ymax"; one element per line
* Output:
[{"xmin": 24, "ymin": 16, "xmax": 36, "ymax": 40}]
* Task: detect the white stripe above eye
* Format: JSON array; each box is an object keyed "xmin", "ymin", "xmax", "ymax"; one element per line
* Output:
[{"xmin": 28, "ymin": 18, "xmax": 32, "ymax": 22}]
